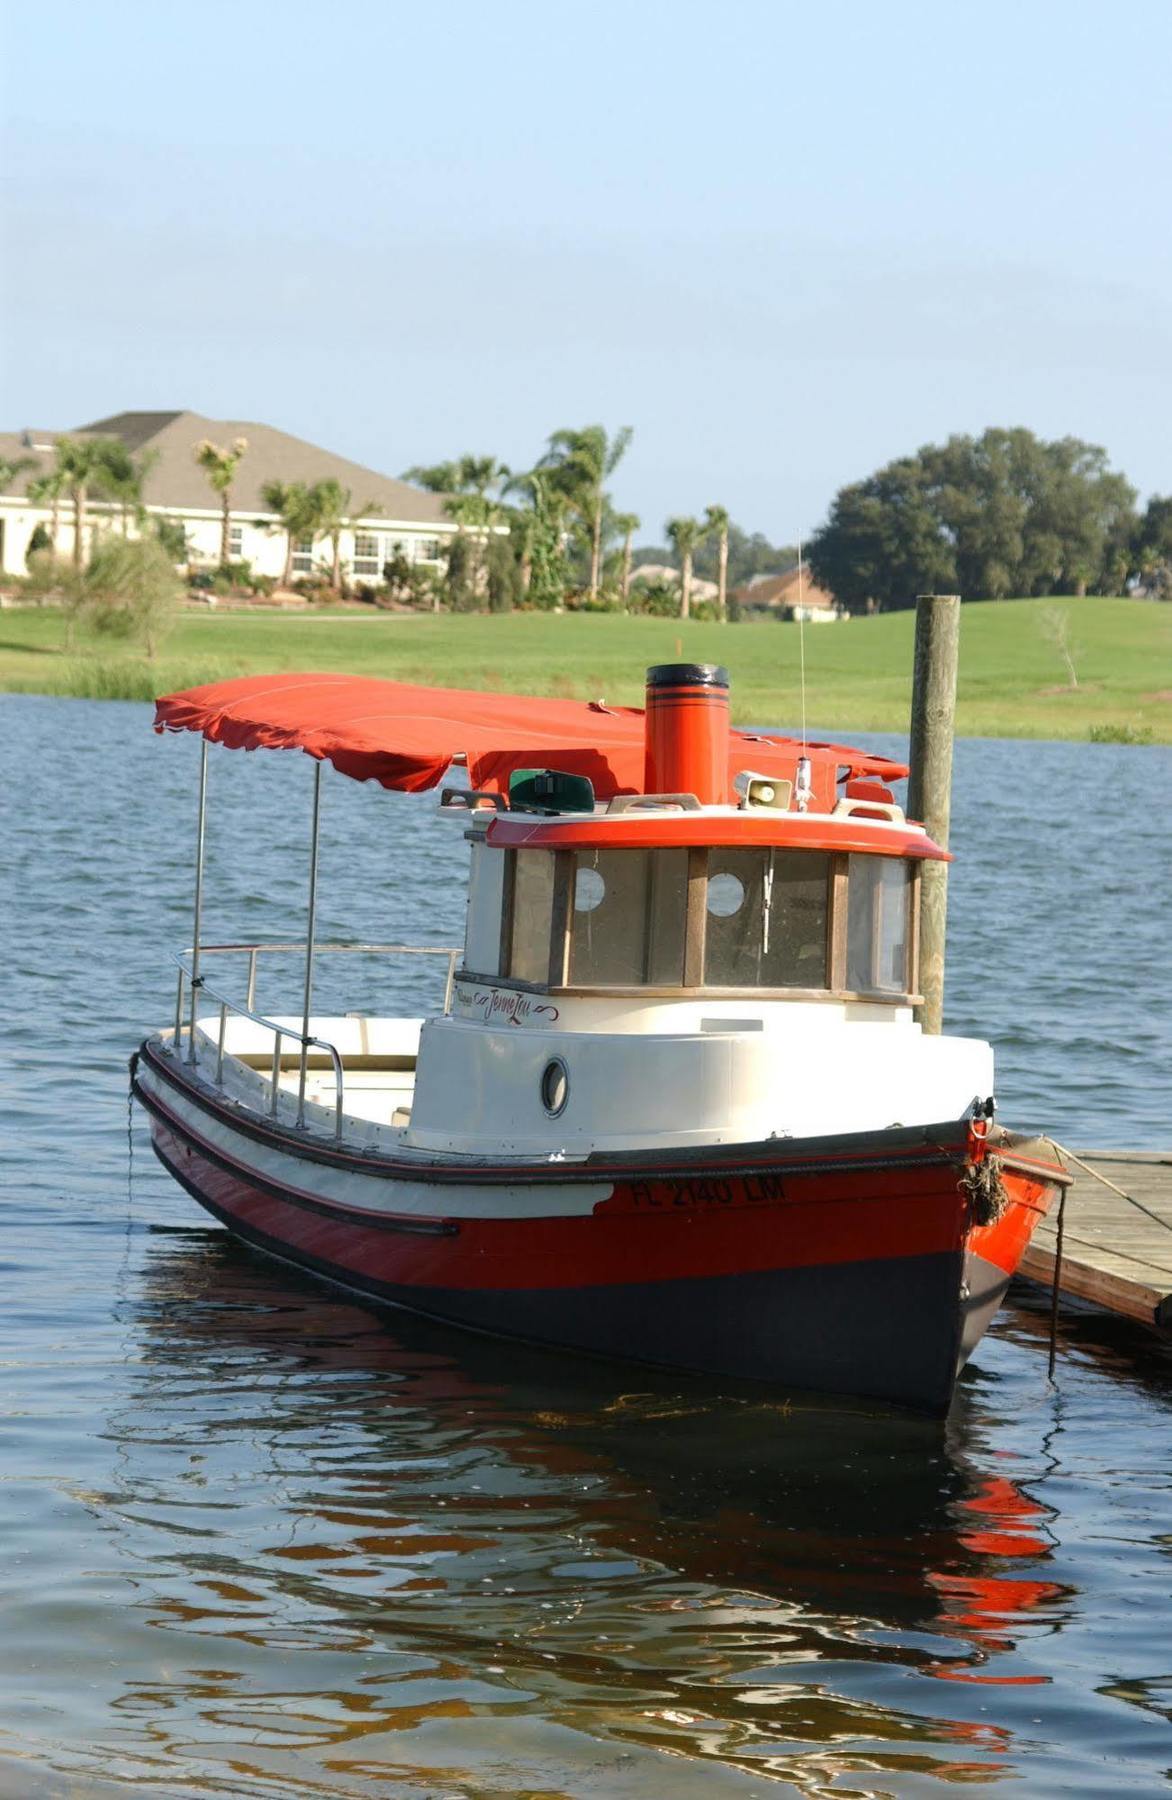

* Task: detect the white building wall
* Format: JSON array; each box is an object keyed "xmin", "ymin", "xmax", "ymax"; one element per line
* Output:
[{"xmin": 0, "ymin": 500, "xmax": 455, "ymax": 581}]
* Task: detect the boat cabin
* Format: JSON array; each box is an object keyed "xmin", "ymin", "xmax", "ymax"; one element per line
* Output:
[{"xmin": 463, "ymin": 822, "xmax": 919, "ymax": 1002}]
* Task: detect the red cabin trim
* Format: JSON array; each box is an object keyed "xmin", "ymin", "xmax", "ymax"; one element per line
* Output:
[{"xmin": 488, "ymin": 812, "xmax": 951, "ymax": 860}]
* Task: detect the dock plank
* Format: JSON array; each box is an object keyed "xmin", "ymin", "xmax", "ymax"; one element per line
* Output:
[{"xmin": 1017, "ymin": 1150, "xmax": 1172, "ymax": 1331}]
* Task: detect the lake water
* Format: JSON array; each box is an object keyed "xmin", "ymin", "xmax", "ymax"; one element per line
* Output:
[{"xmin": 1, "ymin": 692, "xmax": 1170, "ymax": 1799}]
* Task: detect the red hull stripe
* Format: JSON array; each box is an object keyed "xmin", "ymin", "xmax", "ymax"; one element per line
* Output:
[{"xmin": 145, "ymin": 1100, "xmax": 1053, "ymax": 1294}]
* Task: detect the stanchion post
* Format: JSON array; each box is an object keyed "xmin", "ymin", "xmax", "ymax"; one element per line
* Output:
[
  {"xmin": 297, "ymin": 759, "xmax": 323, "ymax": 1128},
  {"xmin": 187, "ymin": 738, "xmax": 209, "ymax": 1062},
  {"xmin": 907, "ymin": 594, "xmax": 960, "ymax": 1036}
]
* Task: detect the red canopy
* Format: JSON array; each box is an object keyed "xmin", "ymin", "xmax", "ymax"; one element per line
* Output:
[{"xmin": 154, "ymin": 672, "xmax": 907, "ymax": 807}]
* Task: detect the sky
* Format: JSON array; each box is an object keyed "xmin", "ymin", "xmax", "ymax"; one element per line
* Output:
[{"xmin": 2, "ymin": 0, "xmax": 1170, "ymax": 544}]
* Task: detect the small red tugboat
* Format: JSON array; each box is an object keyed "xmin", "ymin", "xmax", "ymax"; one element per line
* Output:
[{"xmin": 132, "ymin": 663, "xmax": 1069, "ymax": 1412}]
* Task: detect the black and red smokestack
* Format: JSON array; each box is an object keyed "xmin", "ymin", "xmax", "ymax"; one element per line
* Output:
[{"xmin": 643, "ymin": 663, "xmax": 730, "ymax": 805}]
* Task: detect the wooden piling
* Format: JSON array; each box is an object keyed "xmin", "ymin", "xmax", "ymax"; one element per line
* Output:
[{"xmin": 907, "ymin": 594, "xmax": 960, "ymax": 1035}]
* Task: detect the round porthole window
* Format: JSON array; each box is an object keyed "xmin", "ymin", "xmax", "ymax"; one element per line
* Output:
[
  {"xmin": 574, "ymin": 867, "xmax": 606, "ymax": 912},
  {"xmin": 707, "ymin": 872, "xmax": 745, "ymax": 918},
  {"xmin": 541, "ymin": 1057, "xmax": 569, "ymax": 1116}
]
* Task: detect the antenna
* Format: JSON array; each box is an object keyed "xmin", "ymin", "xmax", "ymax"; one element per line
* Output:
[
  {"xmin": 794, "ymin": 538, "xmax": 812, "ymax": 812},
  {"xmin": 797, "ymin": 538, "xmax": 807, "ymax": 750}
]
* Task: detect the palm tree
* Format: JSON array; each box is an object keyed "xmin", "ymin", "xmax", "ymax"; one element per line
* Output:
[
  {"xmin": 305, "ymin": 480, "xmax": 380, "ymax": 592},
  {"xmin": 505, "ymin": 467, "xmax": 574, "ymax": 611},
  {"xmin": 403, "ymin": 459, "xmax": 462, "ymax": 494},
  {"xmin": 704, "ymin": 505, "xmax": 730, "ymax": 621},
  {"xmin": 52, "ymin": 437, "xmax": 126, "ymax": 570},
  {"xmin": 103, "ymin": 446, "xmax": 157, "ymax": 535},
  {"xmin": 0, "ymin": 452, "xmax": 34, "ymax": 494},
  {"xmin": 405, "ymin": 456, "xmax": 511, "ymax": 508},
  {"xmin": 666, "ymin": 516, "xmax": 703, "ymax": 619},
  {"xmin": 612, "ymin": 511, "xmax": 640, "ymax": 607},
  {"xmin": 541, "ymin": 425, "xmax": 633, "ymax": 597},
  {"xmin": 261, "ymin": 479, "xmax": 312, "ymax": 586},
  {"xmin": 26, "ymin": 466, "xmax": 68, "ymax": 565},
  {"xmin": 194, "ymin": 437, "xmax": 248, "ymax": 566},
  {"xmin": 407, "ymin": 456, "xmax": 512, "ymax": 603}
]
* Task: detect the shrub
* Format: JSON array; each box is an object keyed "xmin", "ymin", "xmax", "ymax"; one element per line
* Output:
[
  {"xmin": 486, "ymin": 533, "xmax": 520, "ymax": 613},
  {"xmin": 1088, "ymin": 723, "xmax": 1153, "ymax": 744},
  {"xmin": 26, "ymin": 523, "xmax": 53, "ymax": 564},
  {"xmin": 628, "ymin": 579, "xmax": 681, "ymax": 618},
  {"xmin": 77, "ymin": 536, "xmax": 183, "ymax": 660},
  {"xmin": 154, "ymin": 516, "xmax": 190, "ymax": 563},
  {"xmin": 24, "ymin": 550, "xmax": 65, "ymax": 601},
  {"xmin": 446, "ymin": 534, "xmax": 479, "ymax": 612}
]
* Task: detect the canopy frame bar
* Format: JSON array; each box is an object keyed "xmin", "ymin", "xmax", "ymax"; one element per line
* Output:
[
  {"xmin": 186, "ymin": 738, "xmax": 209, "ymax": 1062},
  {"xmin": 296, "ymin": 759, "xmax": 324, "ymax": 1128}
]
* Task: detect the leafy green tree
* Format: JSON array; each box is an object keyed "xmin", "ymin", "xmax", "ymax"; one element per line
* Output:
[
  {"xmin": 810, "ymin": 428, "xmax": 1137, "ymax": 610},
  {"xmin": 704, "ymin": 504, "xmax": 730, "ymax": 620},
  {"xmin": 194, "ymin": 437, "xmax": 248, "ymax": 567},
  {"xmin": 809, "ymin": 457, "xmax": 954, "ymax": 612},
  {"xmin": 1133, "ymin": 495, "xmax": 1172, "ymax": 593},
  {"xmin": 665, "ymin": 516, "xmax": 703, "ymax": 619},
  {"xmin": 540, "ymin": 425, "xmax": 632, "ymax": 597}
]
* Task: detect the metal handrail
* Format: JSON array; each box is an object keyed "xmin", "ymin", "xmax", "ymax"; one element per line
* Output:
[
  {"xmin": 170, "ymin": 940, "xmax": 460, "ymax": 1140},
  {"xmin": 188, "ymin": 940, "xmax": 461, "ymax": 1011}
]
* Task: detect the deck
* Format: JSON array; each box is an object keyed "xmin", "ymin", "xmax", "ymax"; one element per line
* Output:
[{"xmin": 1018, "ymin": 1150, "xmax": 1172, "ymax": 1332}]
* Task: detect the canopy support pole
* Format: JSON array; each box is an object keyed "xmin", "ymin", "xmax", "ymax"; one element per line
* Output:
[
  {"xmin": 186, "ymin": 738, "xmax": 209, "ymax": 1062},
  {"xmin": 297, "ymin": 759, "xmax": 323, "ymax": 1128}
]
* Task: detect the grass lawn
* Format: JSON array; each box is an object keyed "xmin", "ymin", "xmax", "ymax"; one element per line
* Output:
[{"xmin": 0, "ymin": 597, "xmax": 1168, "ymax": 741}]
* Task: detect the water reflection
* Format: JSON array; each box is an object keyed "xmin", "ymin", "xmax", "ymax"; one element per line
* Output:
[{"xmin": 79, "ymin": 1228, "xmax": 1080, "ymax": 1794}]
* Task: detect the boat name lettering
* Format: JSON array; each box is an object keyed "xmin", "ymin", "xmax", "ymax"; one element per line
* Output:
[
  {"xmin": 457, "ymin": 986, "xmax": 561, "ymax": 1027},
  {"xmin": 626, "ymin": 1173, "xmax": 785, "ymax": 1209}
]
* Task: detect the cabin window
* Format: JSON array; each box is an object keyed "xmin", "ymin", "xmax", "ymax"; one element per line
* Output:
[
  {"xmin": 704, "ymin": 850, "xmax": 830, "ymax": 989},
  {"xmin": 569, "ymin": 848, "xmax": 688, "ymax": 986},
  {"xmin": 846, "ymin": 855, "xmax": 912, "ymax": 994},
  {"xmin": 509, "ymin": 851, "xmax": 557, "ymax": 985}
]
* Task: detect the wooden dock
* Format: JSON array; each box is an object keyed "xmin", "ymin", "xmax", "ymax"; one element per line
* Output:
[{"xmin": 1019, "ymin": 1150, "xmax": 1172, "ymax": 1332}]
